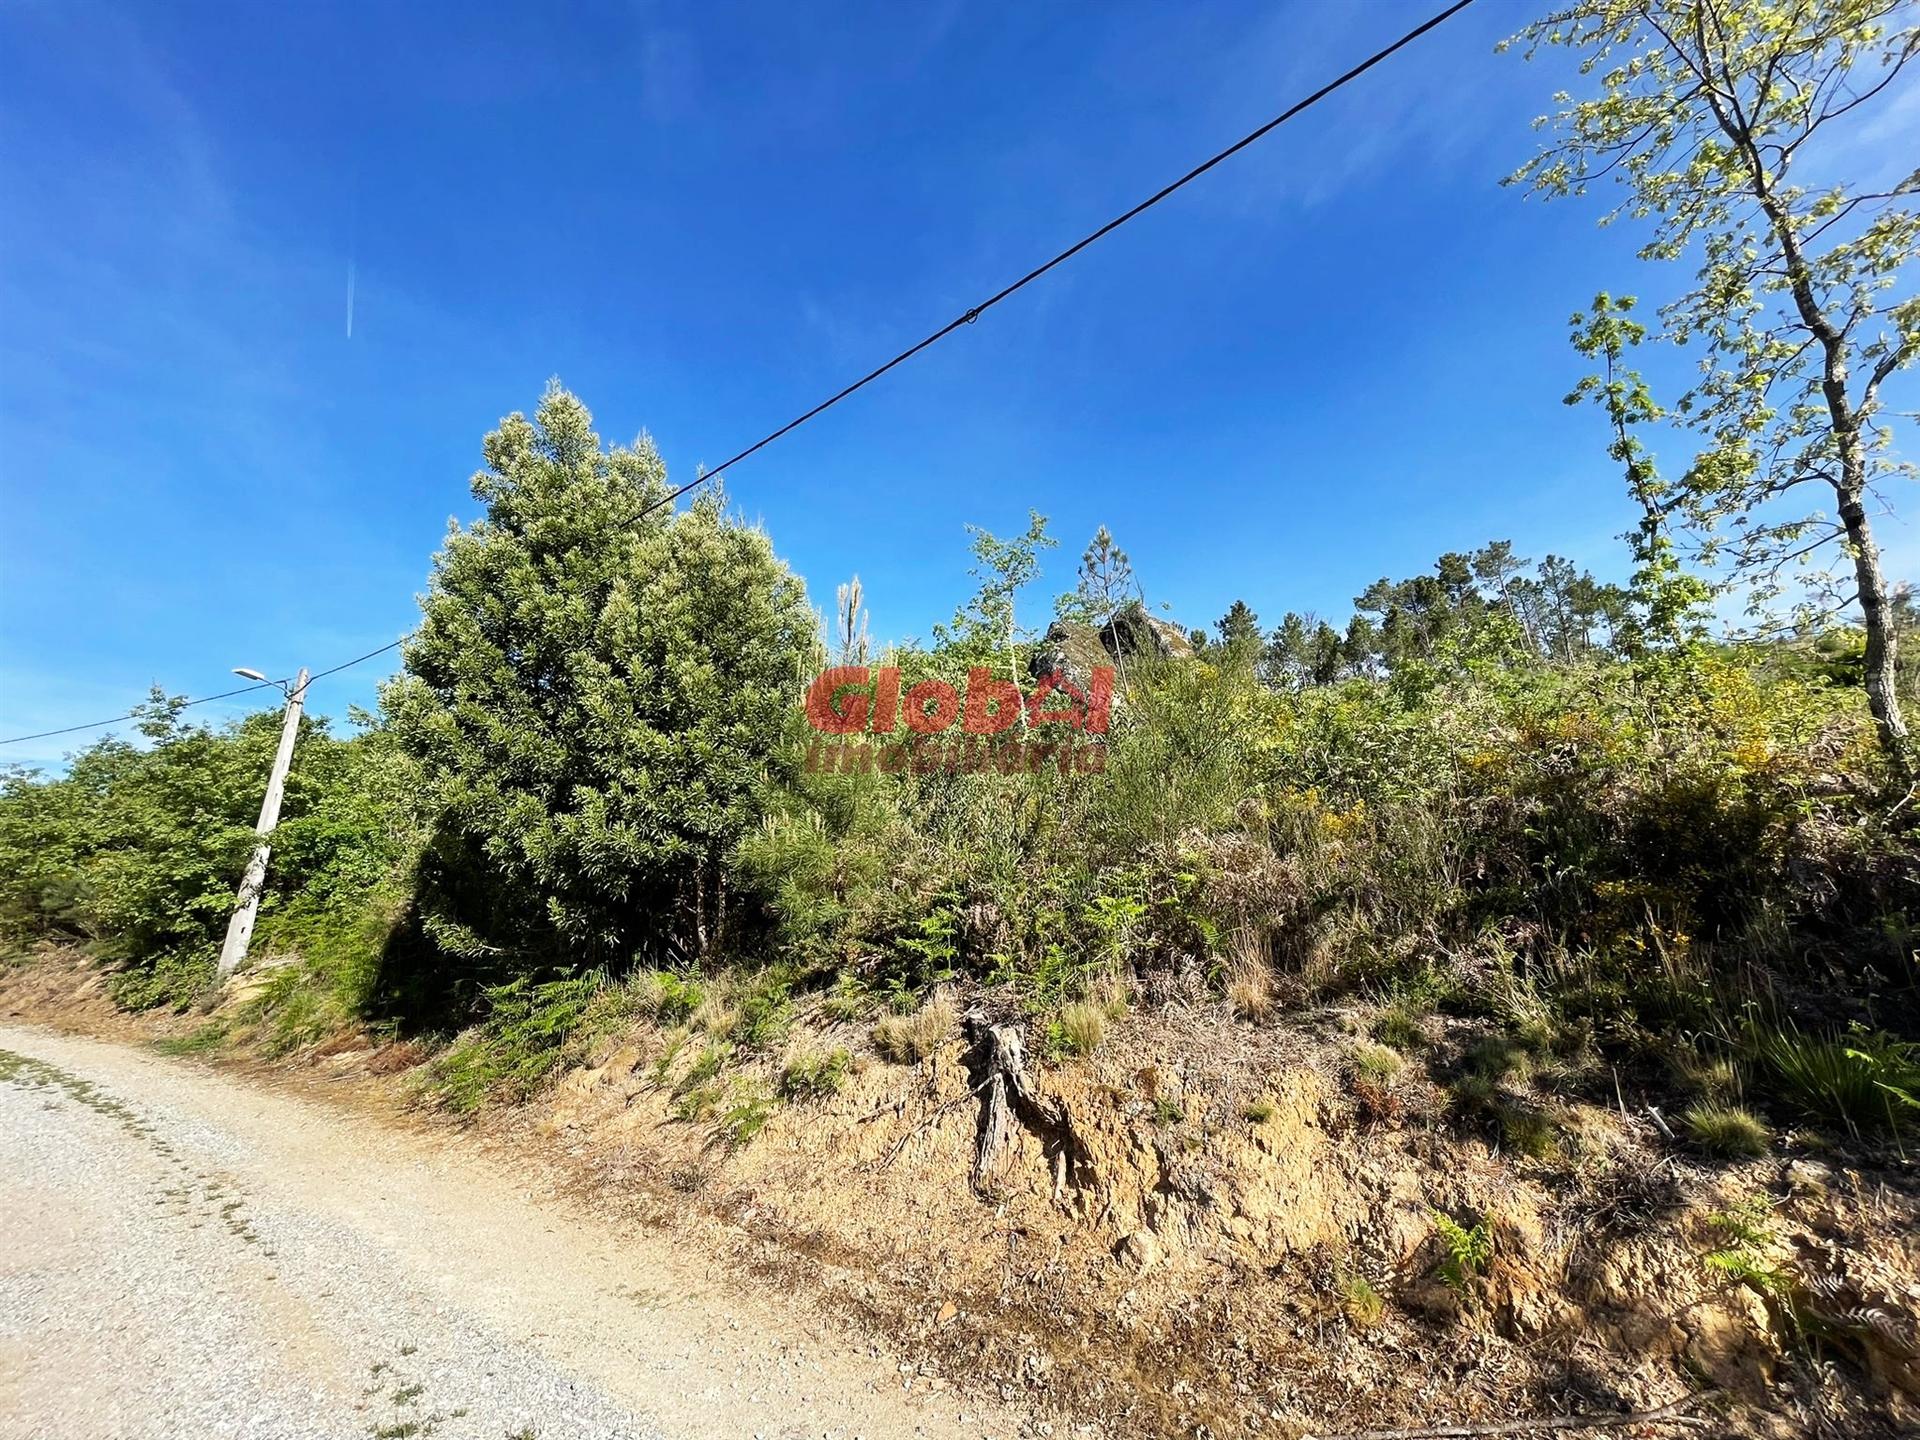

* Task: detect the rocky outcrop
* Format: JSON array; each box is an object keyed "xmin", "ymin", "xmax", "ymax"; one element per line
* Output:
[{"xmin": 1028, "ymin": 603, "xmax": 1195, "ymax": 691}]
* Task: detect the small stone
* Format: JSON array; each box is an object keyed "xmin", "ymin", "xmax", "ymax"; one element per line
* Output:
[{"xmin": 1114, "ymin": 1231, "xmax": 1160, "ymax": 1271}]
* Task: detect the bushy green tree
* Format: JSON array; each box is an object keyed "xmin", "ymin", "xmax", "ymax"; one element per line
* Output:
[
  {"xmin": 384, "ymin": 384, "xmax": 813, "ymax": 974},
  {"xmin": 1567, "ymin": 294, "xmax": 1715, "ymax": 651},
  {"xmin": 0, "ymin": 693, "xmax": 416, "ymax": 1008},
  {"xmin": 1262, "ymin": 545, "xmax": 1621, "ymax": 687},
  {"xmin": 936, "ymin": 510, "xmax": 1057, "ymax": 664}
]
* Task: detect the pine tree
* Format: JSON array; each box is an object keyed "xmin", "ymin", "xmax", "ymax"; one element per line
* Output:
[{"xmin": 1214, "ymin": 600, "xmax": 1262, "ymax": 654}]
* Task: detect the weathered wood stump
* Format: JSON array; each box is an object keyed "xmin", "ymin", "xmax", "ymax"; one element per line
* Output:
[{"xmin": 962, "ymin": 1009, "xmax": 1096, "ymax": 1203}]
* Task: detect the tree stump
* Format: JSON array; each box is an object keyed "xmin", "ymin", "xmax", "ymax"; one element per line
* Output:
[{"xmin": 962, "ymin": 1009, "xmax": 1096, "ymax": 1203}]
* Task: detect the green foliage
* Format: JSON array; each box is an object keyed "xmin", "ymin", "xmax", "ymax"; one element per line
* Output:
[
  {"xmin": 1352, "ymin": 1043, "xmax": 1403, "ymax": 1083},
  {"xmin": 1337, "ymin": 1273, "xmax": 1385, "ymax": 1328},
  {"xmin": 713, "ymin": 1086, "xmax": 778, "ymax": 1149},
  {"xmin": 935, "ymin": 509, "xmax": 1057, "ymax": 659},
  {"xmin": 893, "ymin": 904, "xmax": 961, "ymax": 1002},
  {"xmin": 1702, "ymin": 1196, "xmax": 1797, "ymax": 1310},
  {"xmin": 1371, "ymin": 1006, "xmax": 1428, "ymax": 1053},
  {"xmin": 1683, "ymin": 1101, "xmax": 1772, "ymax": 1159},
  {"xmin": 730, "ymin": 970, "xmax": 794, "ymax": 1051},
  {"xmin": 1510, "ymin": 0, "xmax": 1920, "ymax": 761},
  {"xmin": 1049, "ymin": 1000, "xmax": 1106, "ymax": 1058},
  {"xmin": 0, "ymin": 698, "xmax": 425, "ymax": 1015},
  {"xmin": 1262, "ymin": 543, "xmax": 1626, "ymax": 688},
  {"xmin": 629, "ymin": 969, "xmax": 705, "ymax": 1026},
  {"xmin": 385, "ymin": 383, "xmax": 814, "ymax": 977},
  {"xmin": 677, "ymin": 1040, "xmax": 730, "ymax": 1093},
  {"xmin": 1428, "ymin": 1207, "xmax": 1494, "ymax": 1294},
  {"xmin": 1750, "ymin": 1022, "xmax": 1920, "ymax": 1134},
  {"xmin": 153, "ymin": 1023, "xmax": 227, "ymax": 1057},
  {"xmin": 6, "ymin": 383, "xmax": 1917, "ymax": 1157},
  {"xmin": 427, "ymin": 975, "xmax": 602, "ymax": 1113},
  {"xmin": 1565, "ymin": 295, "xmax": 1713, "ymax": 653},
  {"xmin": 1054, "ymin": 525, "xmax": 1138, "ymax": 627},
  {"xmin": 777, "ymin": 1047, "xmax": 851, "ymax": 1101},
  {"xmin": 667, "ymin": 1041, "xmax": 732, "ymax": 1122}
]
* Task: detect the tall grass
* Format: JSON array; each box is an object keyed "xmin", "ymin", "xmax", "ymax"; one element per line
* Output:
[{"xmin": 1749, "ymin": 1023, "xmax": 1919, "ymax": 1135}]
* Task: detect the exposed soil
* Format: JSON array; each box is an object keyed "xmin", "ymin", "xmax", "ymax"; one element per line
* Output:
[{"xmin": 5, "ymin": 949, "xmax": 1917, "ymax": 1440}]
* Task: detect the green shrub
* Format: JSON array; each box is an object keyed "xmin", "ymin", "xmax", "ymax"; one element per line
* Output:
[
  {"xmin": 671, "ymin": 1082, "xmax": 723, "ymax": 1122},
  {"xmin": 1498, "ymin": 1102, "xmax": 1562, "ymax": 1160},
  {"xmin": 630, "ymin": 970, "xmax": 705, "ymax": 1026},
  {"xmin": 1428, "ymin": 1207, "xmax": 1494, "ymax": 1293},
  {"xmin": 385, "ymin": 384, "xmax": 815, "ymax": 974},
  {"xmin": 1352, "ymin": 1043, "xmax": 1403, "ymax": 1082},
  {"xmin": 820, "ymin": 974, "xmax": 871, "ymax": 1022},
  {"xmin": 1338, "ymin": 1273, "xmax": 1385, "ymax": 1328},
  {"xmin": 778, "ymin": 1047, "xmax": 851, "ymax": 1101},
  {"xmin": 1372, "ymin": 1006, "xmax": 1427, "ymax": 1052},
  {"xmin": 674, "ymin": 1041, "xmax": 730, "ymax": 1098},
  {"xmin": 154, "ymin": 1023, "xmax": 227, "ymax": 1057},
  {"xmin": 427, "ymin": 975, "xmax": 602, "ymax": 1113},
  {"xmin": 713, "ymin": 1088, "xmax": 778, "ymax": 1149},
  {"xmin": 730, "ymin": 971, "xmax": 794, "ymax": 1051},
  {"xmin": 1751, "ymin": 1023, "xmax": 1919, "ymax": 1134}
]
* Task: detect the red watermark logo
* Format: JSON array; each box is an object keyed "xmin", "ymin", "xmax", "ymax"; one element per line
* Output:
[{"xmin": 801, "ymin": 665, "xmax": 1112, "ymax": 775}]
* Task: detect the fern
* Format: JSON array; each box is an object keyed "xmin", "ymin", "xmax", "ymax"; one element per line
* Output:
[
  {"xmin": 713, "ymin": 1088, "xmax": 777, "ymax": 1149},
  {"xmin": 1428, "ymin": 1206, "xmax": 1493, "ymax": 1292}
]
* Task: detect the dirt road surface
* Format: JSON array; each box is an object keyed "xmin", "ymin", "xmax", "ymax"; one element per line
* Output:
[{"xmin": 0, "ymin": 1024, "xmax": 1022, "ymax": 1440}]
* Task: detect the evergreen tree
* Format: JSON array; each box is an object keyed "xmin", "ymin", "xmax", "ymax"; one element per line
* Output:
[
  {"xmin": 1055, "ymin": 524, "xmax": 1137, "ymax": 626},
  {"xmin": 386, "ymin": 384, "xmax": 813, "ymax": 973},
  {"xmin": 1261, "ymin": 612, "xmax": 1314, "ymax": 689},
  {"xmin": 1214, "ymin": 600, "xmax": 1262, "ymax": 654}
]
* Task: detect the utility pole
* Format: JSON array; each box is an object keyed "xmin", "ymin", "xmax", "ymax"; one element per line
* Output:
[{"xmin": 216, "ymin": 667, "xmax": 308, "ymax": 979}]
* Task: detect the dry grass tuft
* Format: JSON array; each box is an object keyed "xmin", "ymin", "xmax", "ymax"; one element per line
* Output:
[
  {"xmin": 1226, "ymin": 938, "xmax": 1274, "ymax": 1020},
  {"xmin": 872, "ymin": 994, "xmax": 956, "ymax": 1064},
  {"xmin": 690, "ymin": 991, "xmax": 738, "ymax": 1039},
  {"xmin": 1055, "ymin": 1001, "xmax": 1106, "ymax": 1057}
]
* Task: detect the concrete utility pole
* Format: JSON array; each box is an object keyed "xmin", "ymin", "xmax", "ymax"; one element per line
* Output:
[{"xmin": 216, "ymin": 667, "xmax": 309, "ymax": 979}]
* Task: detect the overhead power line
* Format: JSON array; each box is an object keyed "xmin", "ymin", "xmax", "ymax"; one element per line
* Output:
[
  {"xmin": 632, "ymin": 0, "xmax": 1478, "ymax": 522},
  {"xmin": 0, "ymin": 637, "xmax": 407, "ymax": 748},
  {"xmin": 3, "ymin": 1, "xmax": 1475, "ymax": 750}
]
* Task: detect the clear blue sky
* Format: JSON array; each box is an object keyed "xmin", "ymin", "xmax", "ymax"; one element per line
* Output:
[{"xmin": 3, "ymin": 0, "xmax": 1914, "ymax": 770}]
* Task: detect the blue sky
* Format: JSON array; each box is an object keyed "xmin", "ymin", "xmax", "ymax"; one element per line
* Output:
[{"xmin": 3, "ymin": 0, "xmax": 1914, "ymax": 770}]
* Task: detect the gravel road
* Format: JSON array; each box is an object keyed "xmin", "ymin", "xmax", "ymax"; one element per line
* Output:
[{"xmin": 0, "ymin": 1025, "xmax": 1018, "ymax": 1440}]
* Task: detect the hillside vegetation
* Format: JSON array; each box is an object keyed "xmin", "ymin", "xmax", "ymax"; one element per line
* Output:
[
  {"xmin": 6, "ymin": 382, "xmax": 1915, "ymax": 1137},
  {"xmin": 4, "ymin": 2, "xmax": 1920, "ymax": 1434}
]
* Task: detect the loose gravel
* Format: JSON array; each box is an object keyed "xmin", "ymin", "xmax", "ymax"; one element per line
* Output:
[{"xmin": 0, "ymin": 1026, "xmax": 1022, "ymax": 1440}]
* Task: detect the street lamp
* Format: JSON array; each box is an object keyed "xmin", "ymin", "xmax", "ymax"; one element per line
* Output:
[
  {"xmin": 216, "ymin": 662, "xmax": 311, "ymax": 978},
  {"xmin": 233, "ymin": 667, "xmax": 302, "ymax": 700}
]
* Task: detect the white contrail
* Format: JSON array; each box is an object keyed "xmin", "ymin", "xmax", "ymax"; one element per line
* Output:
[{"xmin": 346, "ymin": 260, "xmax": 356, "ymax": 339}]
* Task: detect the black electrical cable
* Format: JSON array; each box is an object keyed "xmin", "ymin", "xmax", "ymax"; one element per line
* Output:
[
  {"xmin": 627, "ymin": 0, "xmax": 1478, "ymax": 524},
  {"xmin": 0, "ymin": 637, "xmax": 408, "ymax": 747},
  {"xmin": 3, "ymin": 0, "xmax": 1477, "ymax": 747}
]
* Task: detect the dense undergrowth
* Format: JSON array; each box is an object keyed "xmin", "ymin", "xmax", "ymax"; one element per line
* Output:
[{"xmin": 2, "ymin": 385, "xmax": 1916, "ymax": 1161}]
